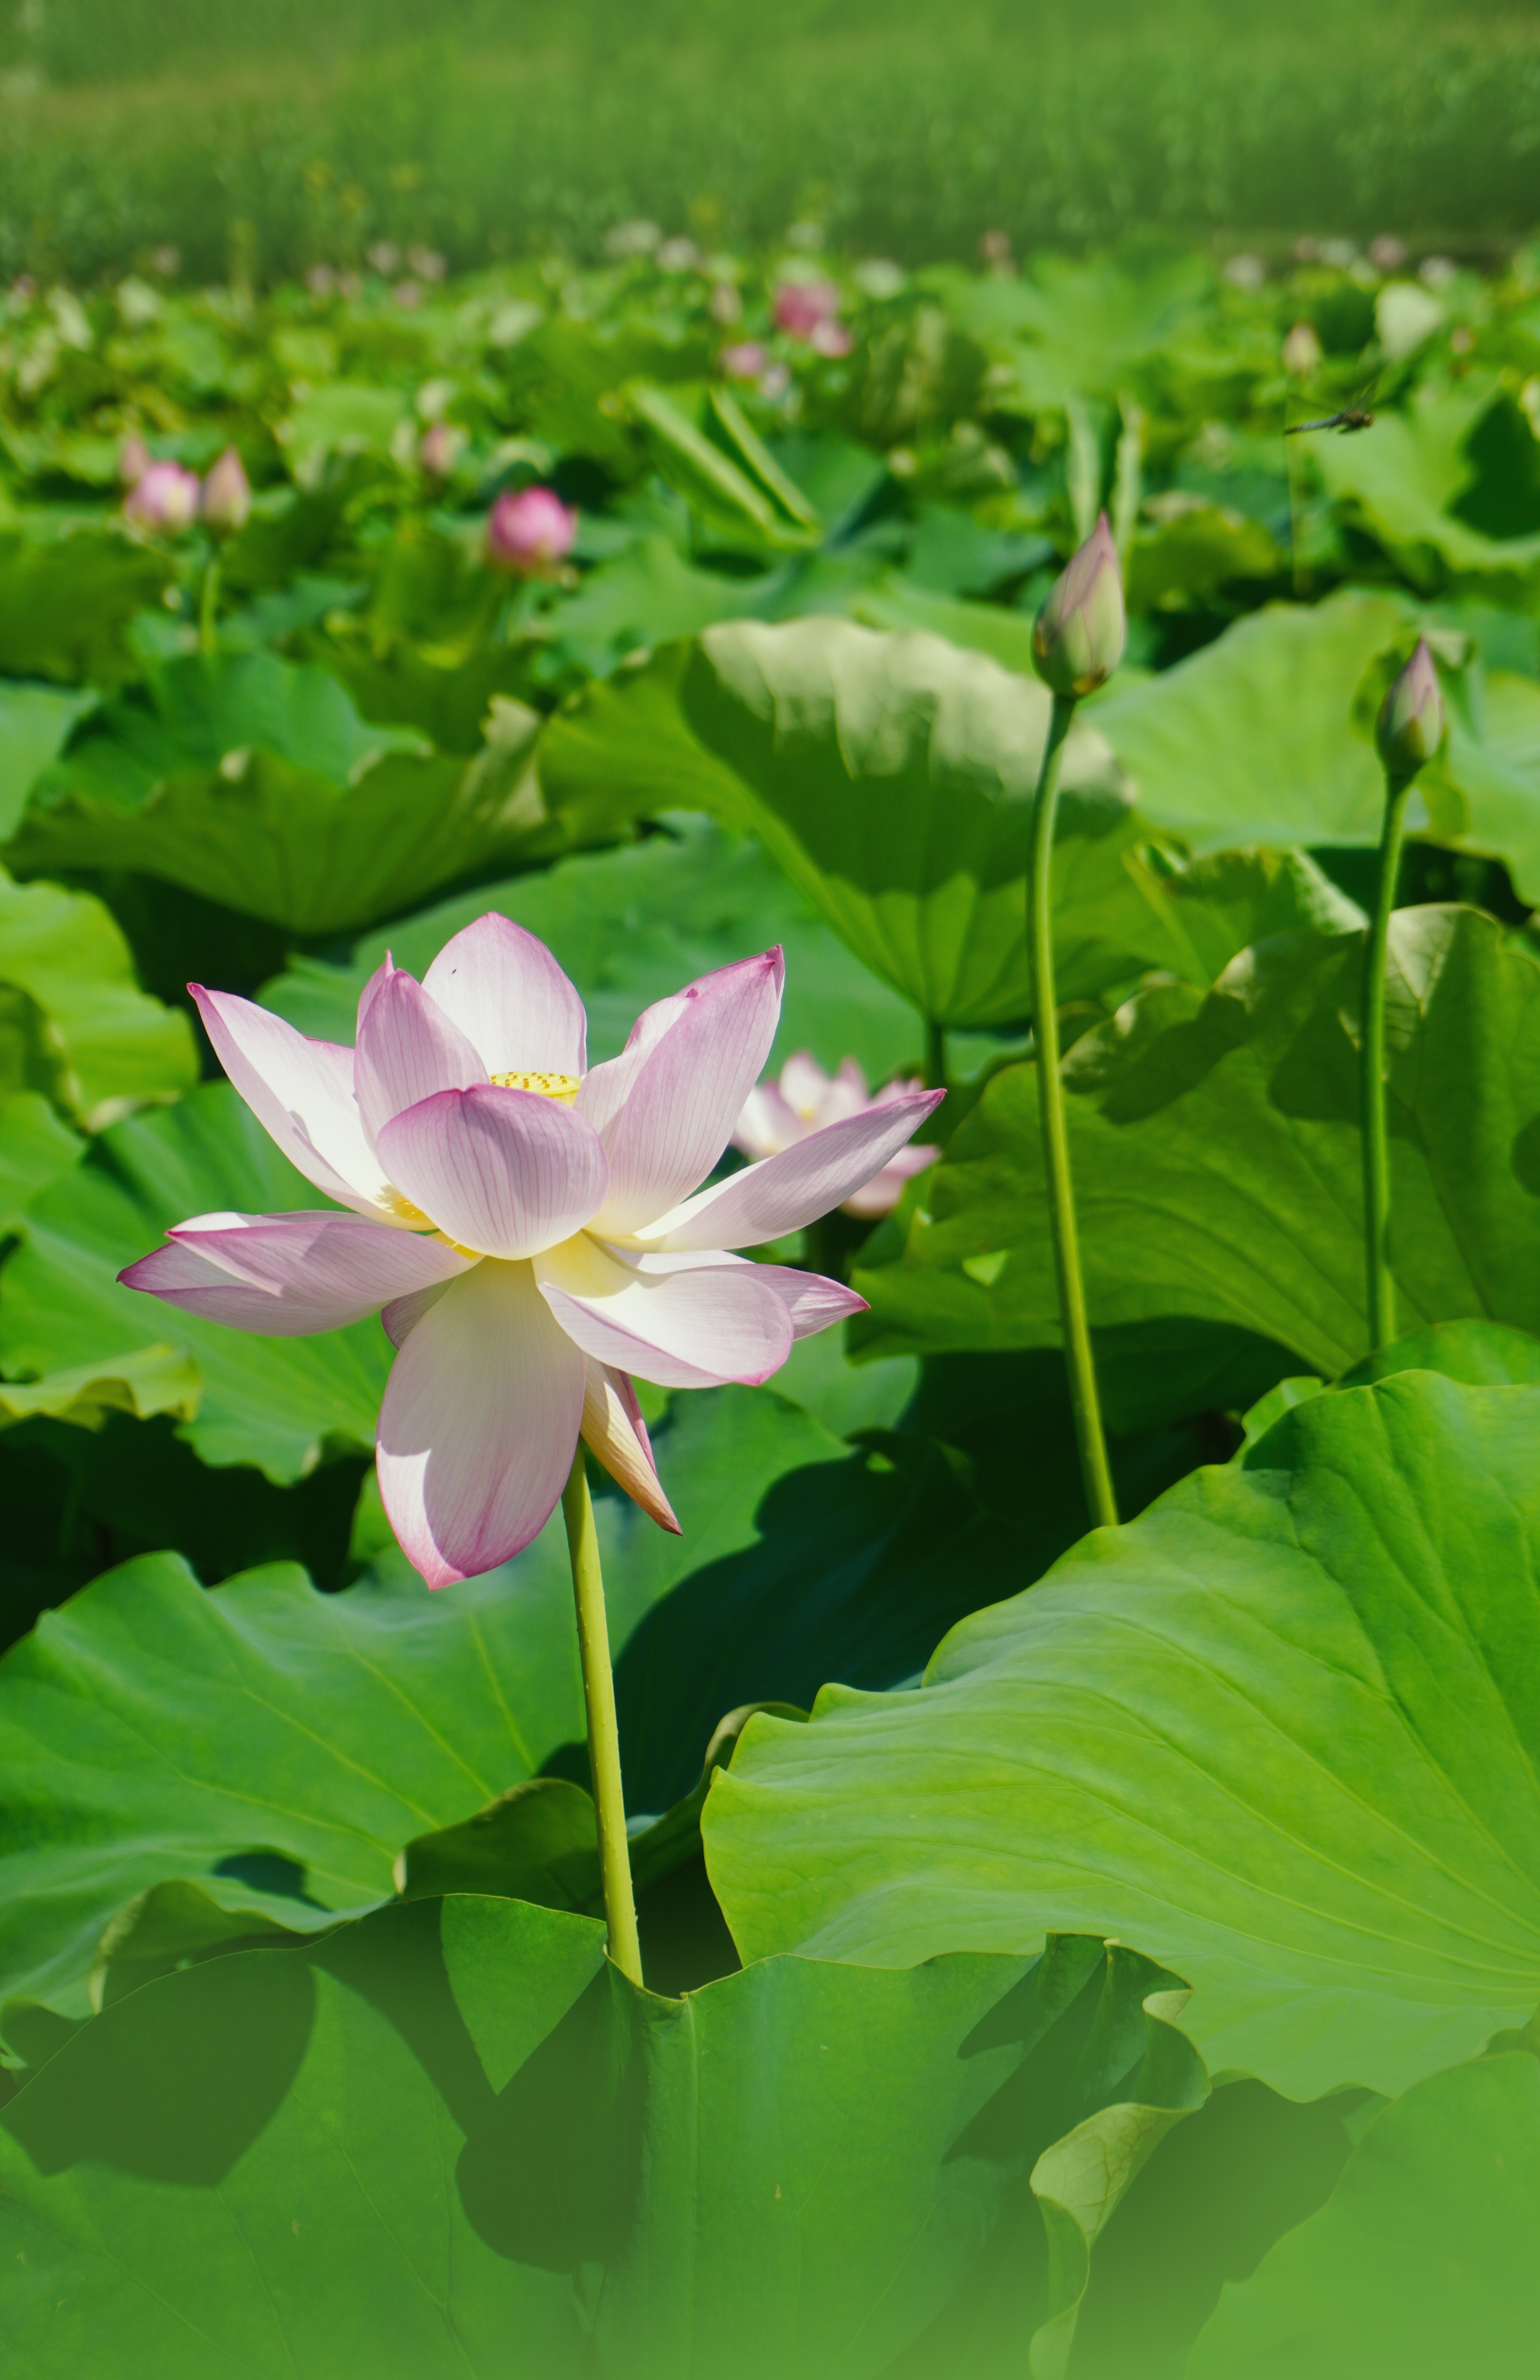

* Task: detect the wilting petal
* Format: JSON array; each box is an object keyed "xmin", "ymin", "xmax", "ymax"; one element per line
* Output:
[
  {"xmin": 119, "ymin": 1210, "xmax": 472, "ymax": 1337},
  {"xmin": 353, "ymin": 965, "xmax": 486, "ymax": 1146},
  {"xmin": 841, "ymin": 1141, "xmax": 939, "ymax": 1219},
  {"xmin": 377, "ymin": 1259, "xmax": 585, "ymax": 1588},
  {"xmin": 534, "ymin": 1234, "xmax": 792, "ymax": 1388},
  {"xmin": 626, "ymin": 1089, "xmax": 944, "ymax": 1251},
  {"xmin": 580, "ymin": 949, "xmax": 784, "ymax": 1237},
  {"xmin": 423, "ymin": 912, "xmax": 587, "ymax": 1076},
  {"xmin": 581, "ymin": 1359, "xmax": 680, "ymax": 1532},
  {"xmin": 377, "ymin": 1085, "xmax": 607, "ymax": 1260},
  {"xmin": 192, "ymin": 987, "xmax": 390, "ymax": 1216}
]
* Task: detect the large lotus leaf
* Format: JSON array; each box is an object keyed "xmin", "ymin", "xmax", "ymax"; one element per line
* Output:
[
  {"xmin": 627, "ymin": 381, "xmax": 817, "ymax": 550},
  {"xmin": 0, "ymin": 1091, "xmax": 82, "ymax": 1230},
  {"xmin": 0, "ymin": 1900, "xmax": 1202, "ymax": 2379},
  {"xmin": 0, "ymin": 681, "xmax": 96, "ymax": 838},
  {"xmin": 1189, "ymin": 2051, "xmax": 1540, "ymax": 2378},
  {"xmin": 278, "ymin": 376, "xmax": 413, "ymax": 470},
  {"xmin": 4, "ymin": 650, "xmax": 551, "ymax": 935},
  {"xmin": 0, "ymin": 528, "xmax": 168, "ymax": 687},
  {"xmin": 540, "ymin": 619, "xmax": 1169, "ymax": 1028},
  {"xmin": 854, "ymin": 907, "xmax": 1540, "ymax": 1378},
  {"xmin": 0, "ymin": 868, "xmax": 196, "ymax": 1127},
  {"xmin": 537, "ymin": 534, "xmax": 783, "ymax": 676},
  {"xmin": 853, "ymin": 574, "xmax": 1043, "ymax": 673},
  {"xmin": 1425, "ymin": 667, "xmax": 1540, "ymax": 903},
  {"xmin": 0, "ymin": 1082, "xmax": 392, "ymax": 1478},
  {"xmin": 941, "ymin": 249, "xmax": 1214, "ymax": 408},
  {"xmin": 0, "ymin": 1344, "xmax": 199, "ymax": 1435},
  {"xmin": 265, "ymin": 815, "xmax": 924, "ymax": 1083},
  {"xmin": 0, "ymin": 1377, "xmax": 1011, "ymax": 2016},
  {"xmin": 706, "ymin": 1369, "xmax": 1540, "ymax": 2101},
  {"xmin": 1308, "ymin": 381, "xmax": 1540, "ymax": 584}
]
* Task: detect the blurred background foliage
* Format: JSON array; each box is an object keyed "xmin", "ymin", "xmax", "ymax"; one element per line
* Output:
[{"xmin": 3, "ymin": 0, "xmax": 1540, "ymax": 284}]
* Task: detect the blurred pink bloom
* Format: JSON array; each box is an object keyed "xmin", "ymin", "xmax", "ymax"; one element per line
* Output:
[
  {"xmin": 734, "ymin": 1054, "xmax": 940, "ymax": 1220},
  {"xmin": 121, "ymin": 929, "xmax": 940, "ymax": 1586},
  {"xmin": 773, "ymin": 280, "xmax": 840, "ymax": 340},
  {"xmin": 339, "ymin": 272, "xmax": 363, "ymax": 301},
  {"xmin": 368, "ymin": 241, "xmax": 400, "ymax": 275},
  {"xmin": 419, "ymin": 420, "xmax": 463, "ymax": 478},
  {"xmin": 809, "ymin": 318, "xmax": 854, "ymax": 358},
  {"xmin": 305, "ymin": 263, "xmax": 337, "ymax": 297},
  {"xmin": 119, "ymin": 434, "xmax": 152, "ymax": 487},
  {"xmin": 408, "ymin": 245, "xmax": 447, "ymax": 283},
  {"xmin": 201, "ymin": 445, "xmax": 251, "ymax": 535},
  {"xmin": 720, "ymin": 340, "xmax": 768, "ymax": 380},
  {"xmin": 487, "ymin": 484, "xmax": 578, "ymax": 575},
  {"xmin": 393, "ymin": 279, "xmax": 423, "ymax": 309},
  {"xmin": 124, "ymin": 459, "xmax": 201, "ymax": 532}
]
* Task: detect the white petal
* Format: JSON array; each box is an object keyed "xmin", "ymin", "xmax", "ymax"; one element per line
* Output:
[
  {"xmin": 376, "ymin": 1259, "xmax": 585, "ymax": 1588},
  {"xmin": 376, "ymin": 1084, "xmax": 607, "ymax": 1260},
  {"xmin": 422, "ymin": 911, "xmax": 587, "ymax": 1075},
  {"xmin": 581, "ymin": 1360, "xmax": 680, "ymax": 1532},
  {"xmin": 533, "ymin": 1234, "xmax": 793, "ymax": 1388},
  {"xmin": 628, "ymin": 1090, "xmax": 945, "ymax": 1251},
  {"xmin": 119, "ymin": 1210, "xmax": 471, "ymax": 1337},
  {"xmin": 191, "ymin": 987, "xmax": 391, "ymax": 1217},
  {"xmin": 353, "ymin": 966, "xmax": 486, "ymax": 1147}
]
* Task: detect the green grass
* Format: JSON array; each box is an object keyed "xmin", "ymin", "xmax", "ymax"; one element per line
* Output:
[{"xmin": 2, "ymin": 2, "xmax": 1539, "ymax": 282}]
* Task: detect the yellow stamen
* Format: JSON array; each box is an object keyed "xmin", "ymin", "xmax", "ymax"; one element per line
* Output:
[
  {"xmin": 378, "ymin": 1187, "xmax": 435, "ymax": 1228},
  {"xmin": 490, "ymin": 1070, "xmax": 583, "ymax": 1107}
]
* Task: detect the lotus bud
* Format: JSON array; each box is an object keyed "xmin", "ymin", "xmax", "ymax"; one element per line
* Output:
[
  {"xmin": 200, "ymin": 446, "xmax": 251, "ymax": 536},
  {"xmin": 1032, "ymin": 512, "xmax": 1126, "ymax": 699},
  {"xmin": 1282, "ymin": 319, "xmax": 1323, "ymax": 377},
  {"xmin": 486, "ymin": 484, "xmax": 578, "ymax": 576},
  {"xmin": 419, "ymin": 420, "xmax": 463, "ymax": 480},
  {"xmin": 773, "ymin": 281, "xmax": 839, "ymax": 340},
  {"xmin": 1376, "ymin": 637, "xmax": 1445, "ymax": 777},
  {"xmin": 720, "ymin": 340, "xmax": 768, "ymax": 380},
  {"xmin": 124, "ymin": 459, "xmax": 201, "ymax": 534},
  {"xmin": 119, "ymin": 434, "xmax": 152, "ymax": 487}
]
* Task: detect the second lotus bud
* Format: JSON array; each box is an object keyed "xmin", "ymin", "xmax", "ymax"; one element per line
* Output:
[
  {"xmin": 1376, "ymin": 636, "xmax": 1445, "ymax": 777},
  {"xmin": 1032, "ymin": 512, "xmax": 1126, "ymax": 699},
  {"xmin": 201, "ymin": 446, "xmax": 251, "ymax": 537}
]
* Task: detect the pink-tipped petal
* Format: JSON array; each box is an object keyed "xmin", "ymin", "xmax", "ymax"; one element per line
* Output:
[
  {"xmin": 733, "ymin": 1081, "xmax": 807, "ymax": 1160},
  {"xmin": 422, "ymin": 912, "xmax": 588, "ymax": 1076},
  {"xmin": 355, "ymin": 954, "xmax": 395, "ymax": 1036},
  {"xmin": 533, "ymin": 1235, "xmax": 793, "ymax": 1388},
  {"xmin": 628, "ymin": 1089, "xmax": 945, "ymax": 1251},
  {"xmin": 376, "ymin": 1259, "xmax": 585, "ymax": 1588},
  {"xmin": 841, "ymin": 1140, "xmax": 939, "ymax": 1218},
  {"xmin": 375, "ymin": 1084, "xmax": 607, "ymax": 1260},
  {"xmin": 580, "ymin": 949, "xmax": 785, "ymax": 1237},
  {"xmin": 581, "ymin": 1360, "xmax": 680, "ymax": 1532},
  {"xmin": 119, "ymin": 1210, "xmax": 472, "ymax": 1337},
  {"xmin": 751, "ymin": 1261, "xmax": 869, "ymax": 1339},
  {"xmin": 353, "ymin": 966, "xmax": 487, "ymax": 1146},
  {"xmin": 192, "ymin": 987, "xmax": 391, "ymax": 1217}
]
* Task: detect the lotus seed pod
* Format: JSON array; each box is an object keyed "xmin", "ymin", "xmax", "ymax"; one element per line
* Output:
[
  {"xmin": 1032, "ymin": 512, "xmax": 1126, "ymax": 699},
  {"xmin": 1376, "ymin": 636, "xmax": 1445, "ymax": 776},
  {"xmin": 200, "ymin": 446, "xmax": 251, "ymax": 536}
]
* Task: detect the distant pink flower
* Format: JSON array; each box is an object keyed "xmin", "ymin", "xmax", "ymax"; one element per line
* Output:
[
  {"xmin": 808, "ymin": 318, "xmax": 854, "ymax": 358},
  {"xmin": 120, "ymin": 928, "xmax": 943, "ymax": 1587},
  {"xmin": 393, "ymin": 279, "xmax": 423, "ymax": 310},
  {"xmin": 201, "ymin": 446, "xmax": 251, "ymax": 535},
  {"xmin": 419, "ymin": 420, "xmax": 463, "ymax": 478},
  {"xmin": 734, "ymin": 1054, "xmax": 940, "ymax": 1219},
  {"xmin": 720, "ymin": 340, "xmax": 768, "ymax": 379},
  {"xmin": 119, "ymin": 434, "xmax": 152, "ymax": 487},
  {"xmin": 774, "ymin": 280, "xmax": 840, "ymax": 340},
  {"xmin": 124, "ymin": 459, "xmax": 201, "ymax": 533},
  {"xmin": 487, "ymin": 484, "xmax": 578, "ymax": 575}
]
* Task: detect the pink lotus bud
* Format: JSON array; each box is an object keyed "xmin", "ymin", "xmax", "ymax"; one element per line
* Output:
[
  {"xmin": 393, "ymin": 279, "xmax": 423, "ymax": 310},
  {"xmin": 809, "ymin": 318, "xmax": 853, "ymax": 358},
  {"xmin": 124, "ymin": 459, "xmax": 201, "ymax": 534},
  {"xmin": 773, "ymin": 281, "xmax": 839, "ymax": 340},
  {"xmin": 200, "ymin": 446, "xmax": 251, "ymax": 535},
  {"xmin": 1376, "ymin": 637, "xmax": 1445, "ymax": 777},
  {"xmin": 119, "ymin": 434, "xmax": 152, "ymax": 487},
  {"xmin": 407, "ymin": 246, "xmax": 446, "ymax": 284},
  {"xmin": 486, "ymin": 485, "xmax": 578, "ymax": 575},
  {"xmin": 1032, "ymin": 512, "xmax": 1126, "ymax": 699},
  {"xmin": 720, "ymin": 340, "xmax": 768, "ymax": 380},
  {"xmin": 419, "ymin": 420, "xmax": 463, "ymax": 479}
]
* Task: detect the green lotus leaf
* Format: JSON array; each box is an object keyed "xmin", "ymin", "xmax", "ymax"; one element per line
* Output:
[
  {"xmin": 0, "ymin": 528, "xmax": 168, "ymax": 688},
  {"xmin": 0, "ymin": 680, "xmax": 97, "ymax": 839},
  {"xmin": 706, "ymin": 1368, "xmax": 1540, "ymax": 2101},
  {"xmin": 0, "ymin": 1379, "xmax": 1011, "ymax": 2016},
  {"xmin": 0, "ymin": 866, "xmax": 196, "ymax": 1127},
  {"xmin": 5, "ymin": 650, "xmax": 551, "ymax": 935},
  {"xmin": 0, "ymin": 1900, "xmax": 1203, "ymax": 2379},
  {"xmin": 854, "ymin": 907, "xmax": 1540, "ymax": 1376},
  {"xmin": 0, "ymin": 1091, "xmax": 82, "ymax": 1231},
  {"xmin": 1308, "ymin": 381, "xmax": 1540, "ymax": 585},
  {"xmin": 1188, "ymin": 2050, "xmax": 1540, "ymax": 2379}
]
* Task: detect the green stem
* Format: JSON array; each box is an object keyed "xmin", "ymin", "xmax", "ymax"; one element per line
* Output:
[
  {"xmin": 1361, "ymin": 770, "xmax": 1413, "ymax": 1354},
  {"xmin": 925, "ymin": 1019, "xmax": 948, "ymax": 1093},
  {"xmin": 198, "ymin": 549, "xmax": 222, "ymax": 656},
  {"xmin": 1029, "ymin": 692, "xmax": 1119, "ymax": 1531},
  {"xmin": 561, "ymin": 1445, "xmax": 643, "ymax": 1986}
]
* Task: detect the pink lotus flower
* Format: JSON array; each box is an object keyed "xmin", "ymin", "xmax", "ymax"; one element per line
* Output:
[
  {"xmin": 124, "ymin": 459, "xmax": 201, "ymax": 533},
  {"xmin": 119, "ymin": 434, "xmax": 152, "ymax": 487},
  {"xmin": 734, "ymin": 1054, "xmax": 940, "ymax": 1219},
  {"xmin": 201, "ymin": 446, "xmax": 251, "ymax": 535},
  {"xmin": 487, "ymin": 485, "xmax": 578, "ymax": 575},
  {"xmin": 120, "ymin": 927, "xmax": 941, "ymax": 1588},
  {"xmin": 720, "ymin": 340, "xmax": 768, "ymax": 380},
  {"xmin": 773, "ymin": 280, "xmax": 840, "ymax": 340},
  {"xmin": 419, "ymin": 420, "xmax": 464, "ymax": 479},
  {"xmin": 808, "ymin": 318, "xmax": 854, "ymax": 359}
]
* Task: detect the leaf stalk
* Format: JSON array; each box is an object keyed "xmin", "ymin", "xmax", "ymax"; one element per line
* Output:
[{"xmin": 1361, "ymin": 769, "xmax": 1413, "ymax": 1353}]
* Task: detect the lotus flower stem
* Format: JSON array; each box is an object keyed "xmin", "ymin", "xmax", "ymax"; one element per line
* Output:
[
  {"xmin": 1361, "ymin": 771, "xmax": 1412, "ymax": 1352},
  {"xmin": 562, "ymin": 1444, "xmax": 643, "ymax": 1986},
  {"xmin": 1028, "ymin": 693, "xmax": 1119, "ymax": 1531},
  {"xmin": 198, "ymin": 552, "xmax": 221, "ymax": 657}
]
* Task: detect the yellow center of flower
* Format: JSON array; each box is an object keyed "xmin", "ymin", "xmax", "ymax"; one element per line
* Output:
[
  {"xmin": 379, "ymin": 1186, "xmax": 435, "ymax": 1228},
  {"xmin": 489, "ymin": 1070, "xmax": 583, "ymax": 1106}
]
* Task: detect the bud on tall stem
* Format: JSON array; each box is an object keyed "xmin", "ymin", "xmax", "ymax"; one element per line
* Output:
[
  {"xmin": 1032, "ymin": 511, "xmax": 1126, "ymax": 698},
  {"xmin": 201, "ymin": 446, "xmax": 251, "ymax": 537},
  {"xmin": 1375, "ymin": 636, "xmax": 1445, "ymax": 779}
]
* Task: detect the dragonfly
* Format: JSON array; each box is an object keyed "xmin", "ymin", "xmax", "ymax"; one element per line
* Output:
[{"xmin": 1284, "ymin": 376, "xmax": 1379, "ymax": 436}]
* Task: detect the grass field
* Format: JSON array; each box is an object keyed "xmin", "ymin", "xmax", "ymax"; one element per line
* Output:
[{"xmin": 3, "ymin": 1, "xmax": 1540, "ymax": 284}]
